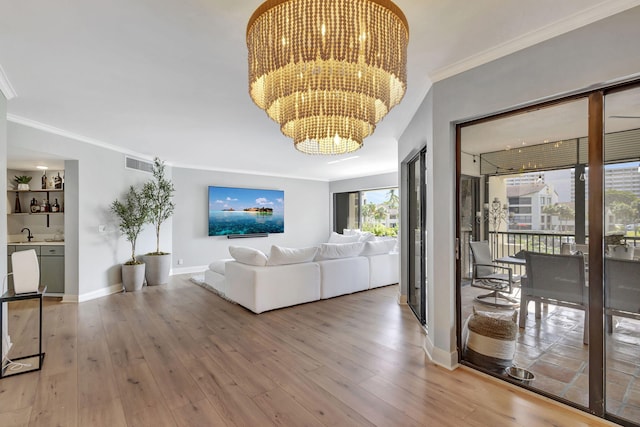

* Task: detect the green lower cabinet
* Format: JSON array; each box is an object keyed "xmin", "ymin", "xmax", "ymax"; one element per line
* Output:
[
  {"xmin": 40, "ymin": 246, "xmax": 65, "ymax": 294},
  {"xmin": 6, "ymin": 245, "xmax": 64, "ymax": 294},
  {"xmin": 7, "ymin": 246, "xmax": 14, "ymax": 292}
]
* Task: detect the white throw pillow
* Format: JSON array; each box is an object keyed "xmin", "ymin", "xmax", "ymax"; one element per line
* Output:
[
  {"xmin": 228, "ymin": 246, "xmax": 268, "ymax": 266},
  {"xmin": 315, "ymin": 242, "xmax": 365, "ymax": 260},
  {"xmin": 361, "ymin": 239, "xmax": 397, "ymax": 256},
  {"xmin": 267, "ymin": 245, "xmax": 318, "ymax": 266},
  {"xmin": 328, "ymin": 232, "xmax": 360, "ymax": 243},
  {"xmin": 357, "ymin": 232, "xmax": 375, "ymax": 242}
]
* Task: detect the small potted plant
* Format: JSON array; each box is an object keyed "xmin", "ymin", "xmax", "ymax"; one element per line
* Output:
[
  {"xmin": 14, "ymin": 175, "xmax": 32, "ymax": 191},
  {"xmin": 111, "ymin": 185, "xmax": 149, "ymax": 291},
  {"xmin": 142, "ymin": 158, "xmax": 175, "ymax": 286}
]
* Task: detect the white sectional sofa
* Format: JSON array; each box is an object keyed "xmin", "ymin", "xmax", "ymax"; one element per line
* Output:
[
  {"xmin": 225, "ymin": 261, "xmax": 321, "ymax": 314},
  {"xmin": 318, "ymin": 256, "xmax": 370, "ymax": 299},
  {"xmin": 203, "ymin": 236, "xmax": 399, "ymax": 314}
]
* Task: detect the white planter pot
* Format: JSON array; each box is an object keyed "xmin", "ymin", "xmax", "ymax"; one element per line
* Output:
[
  {"xmin": 17, "ymin": 183, "xmax": 30, "ymax": 191},
  {"xmin": 144, "ymin": 253, "xmax": 171, "ymax": 286},
  {"xmin": 122, "ymin": 263, "xmax": 145, "ymax": 292}
]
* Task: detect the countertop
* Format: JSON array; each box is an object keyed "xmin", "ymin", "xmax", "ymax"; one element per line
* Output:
[{"xmin": 8, "ymin": 241, "xmax": 65, "ymax": 246}]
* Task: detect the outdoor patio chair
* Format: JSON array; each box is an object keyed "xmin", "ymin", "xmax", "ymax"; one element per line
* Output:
[
  {"xmin": 605, "ymin": 258, "xmax": 640, "ymax": 333},
  {"xmin": 469, "ymin": 241, "xmax": 520, "ymax": 308},
  {"xmin": 520, "ymin": 252, "xmax": 588, "ymax": 345},
  {"xmin": 608, "ymin": 245, "xmax": 634, "ymax": 260}
]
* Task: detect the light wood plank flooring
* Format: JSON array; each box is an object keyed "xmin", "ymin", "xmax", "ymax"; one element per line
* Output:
[{"xmin": 0, "ymin": 275, "xmax": 614, "ymax": 426}]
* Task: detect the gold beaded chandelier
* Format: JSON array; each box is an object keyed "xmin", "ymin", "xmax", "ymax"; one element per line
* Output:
[{"xmin": 247, "ymin": 0, "xmax": 409, "ymax": 155}]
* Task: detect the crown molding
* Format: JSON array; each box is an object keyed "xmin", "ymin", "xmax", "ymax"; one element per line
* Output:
[
  {"xmin": 430, "ymin": 0, "xmax": 640, "ymax": 82},
  {"xmin": 0, "ymin": 64, "xmax": 17, "ymax": 100},
  {"xmin": 7, "ymin": 114, "xmax": 154, "ymax": 161},
  {"xmin": 174, "ymin": 161, "xmax": 331, "ymax": 182},
  {"xmin": 7, "ymin": 114, "xmax": 333, "ymax": 182}
]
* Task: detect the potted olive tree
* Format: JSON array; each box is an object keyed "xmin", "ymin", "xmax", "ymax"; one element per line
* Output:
[
  {"xmin": 142, "ymin": 158, "xmax": 175, "ymax": 286},
  {"xmin": 111, "ymin": 185, "xmax": 149, "ymax": 291}
]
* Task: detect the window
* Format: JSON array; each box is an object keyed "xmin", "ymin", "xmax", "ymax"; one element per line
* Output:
[
  {"xmin": 334, "ymin": 187, "xmax": 399, "ymax": 236},
  {"xmin": 509, "ymin": 206, "xmax": 531, "ymax": 214}
]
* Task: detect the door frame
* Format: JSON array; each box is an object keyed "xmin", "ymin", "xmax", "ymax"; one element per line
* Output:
[
  {"xmin": 405, "ymin": 147, "xmax": 427, "ymax": 324},
  {"xmin": 455, "ymin": 78, "xmax": 640, "ymax": 425}
]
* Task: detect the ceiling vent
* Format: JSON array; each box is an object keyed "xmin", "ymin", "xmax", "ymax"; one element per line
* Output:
[{"xmin": 125, "ymin": 156, "xmax": 153, "ymax": 174}]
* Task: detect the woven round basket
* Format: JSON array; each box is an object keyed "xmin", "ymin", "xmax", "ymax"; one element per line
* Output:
[{"xmin": 464, "ymin": 307, "xmax": 517, "ymax": 371}]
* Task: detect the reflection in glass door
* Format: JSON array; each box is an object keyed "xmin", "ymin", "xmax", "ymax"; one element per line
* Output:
[
  {"xmin": 459, "ymin": 97, "xmax": 590, "ymax": 408},
  {"xmin": 604, "ymin": 85, "xmax": 640, "ymax": 425},
  {"xmin": 460, "ymin": 176, "xmax": 480, "ymax": 282},
  {"xmin": 408, "ymin": 149, "xmax": 426, "ymax": 324}
]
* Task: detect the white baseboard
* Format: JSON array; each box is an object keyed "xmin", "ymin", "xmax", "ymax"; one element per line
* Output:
[
  {"xmin": 61, "ymin": 269, "xmax": 207, "ymax": 304},
  {"xmin": 71, "ymin": 283, "xmax": 123, "ymax": 303},
  {"xmin": 397, "ymin": 291, "xmax": 407, "ymax": 305},
  {"xmin": 171, "ymin": 265, "xmax": 207, "ymax": 275},
  {"xmin": 62, "ymin": 294, "xmax": 79, "ymax": 303},
  {"xmin": 423, "ymin": 335, "xmax": 459, "ymax": 371}
]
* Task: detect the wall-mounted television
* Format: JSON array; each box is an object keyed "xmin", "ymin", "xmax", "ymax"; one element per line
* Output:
[{"xmin": 208, "ymin": 186, "xmax": 284, "ymax": 236}]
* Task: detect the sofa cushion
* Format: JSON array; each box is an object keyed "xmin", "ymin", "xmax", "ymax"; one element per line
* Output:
[
  {"xmin": 267, "ymin": 245, "xmax": 318, "ymax": 266},
  {"xmin": 318, "ymin": 257, "xmax": 370, "ymax": 299},
  {"xmin": 328, "ymin": 232, "xmax": 360, "ymax": 243},
  {"xmin": 368, "ymin": 252, "xmax": 399, "ymax": 288},
  {"xmin": 341, "ymin": 229, "xmax": 375, "ymax": 242},
  {"xmin": 208, "ymin": 258, "xmax": 234, "ymax": 275},
  {"xmin": 361, "ymin": 239, "xmax": 397, "ymax": 256},
  {"xmin": 357, "ymin": 232, "xmax": 375, "ymax": 242},
  {"xmin": 225, "ymin": 261, "xmax": 321, "ymax": 313},
  {"xmin": 228, "ymin": 246, "xmax": 268, "ymax": 266},
  {"xmin": 315, "ymin": 242, "xmax": 364, "ymax": 260}
]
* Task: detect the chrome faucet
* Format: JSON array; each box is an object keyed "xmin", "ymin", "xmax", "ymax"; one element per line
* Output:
[{"xmin": 21, "ymin": 227, "xmax": 34, "ymax": 242}]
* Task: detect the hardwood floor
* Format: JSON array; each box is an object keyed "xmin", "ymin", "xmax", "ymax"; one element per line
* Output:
[{"xmin": 0, "ymin": 275, "xmax": 614, "ymax": 426}]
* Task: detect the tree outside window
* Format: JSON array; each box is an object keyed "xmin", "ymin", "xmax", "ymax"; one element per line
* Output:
[{"xmin": 360, "ymin": 188, "xmax": 399, "ymax": 236}]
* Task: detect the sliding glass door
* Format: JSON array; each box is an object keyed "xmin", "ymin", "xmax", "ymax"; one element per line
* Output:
[
  {"xmin": 604, "ymin": 85, "xmax": 640, "ymax": 425},
  {"xmin": 456, "ymin": 79, "xmax": 640, "ymax": 425},
  {"xmin": 407, "ymin": 148, "xmax": 426, "ymax": 324}
]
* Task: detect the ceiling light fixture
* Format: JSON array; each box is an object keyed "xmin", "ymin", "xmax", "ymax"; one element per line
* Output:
[
  {"xmin": 247, "ymin": 0, "xmax": 409, "ymax": 155},
  {"xmin": 36, "ymin": 165, "xmax": 48, "ymax": 170}
]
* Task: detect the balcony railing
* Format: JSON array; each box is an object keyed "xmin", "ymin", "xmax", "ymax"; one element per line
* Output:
[{"xmin": 461, "ymin": 230, "xmax": 640, "ymax": 279}]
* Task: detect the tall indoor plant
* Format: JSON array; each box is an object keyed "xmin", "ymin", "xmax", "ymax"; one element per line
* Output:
[
  {"xmin": 111, "ymin": 185, "xmax": 149, "ymax": 291},
  {"xmin": 142, "ymin": 157, "xmax": 175, "ymax": 285}
]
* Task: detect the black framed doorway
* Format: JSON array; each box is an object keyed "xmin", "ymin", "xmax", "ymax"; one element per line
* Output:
[
  {"xmin": 407, "ymin": 148, "xmax": 426, "ymax": 325},
  {"xmin": 456, "ymin": 79, "xmax": 640, "ymax": 426}
]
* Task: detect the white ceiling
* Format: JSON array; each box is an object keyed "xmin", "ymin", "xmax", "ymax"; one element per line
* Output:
[
  {"xmin": 2, "ymin": 0, "xmax": 639, "ymax": 179},
  {"xmin": 462, "ymin": 86, "xmax": 640, "ymax": 155}
]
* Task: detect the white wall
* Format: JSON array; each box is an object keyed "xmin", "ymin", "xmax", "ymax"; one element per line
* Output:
[
  {"xmin": 171, "ymin": 167, "xmax": 330, "ymax": 271},
  {"xmin": 398, "ymin": 88, "xmax": 432, "ymax": 312},
  {"xmin": 7, "ymin": 122, "xmax": 163, "ymax": 300},
  {"xmin": 1, "ymin": 92, "xmax": 8, "ymax": 360},
  {"xmin": 399, "ymin": 6, "xmax": 640, "ymax": 369},
  {"xmin": 64, "ymin": 160, "xmax": 80, "ymax": 298}
]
